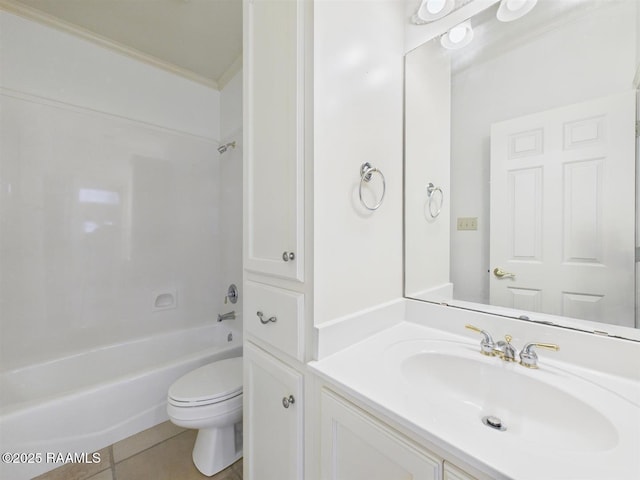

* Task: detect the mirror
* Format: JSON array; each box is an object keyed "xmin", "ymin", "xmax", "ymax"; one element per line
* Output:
[{"xmin": 404, "ymin": 0, "xmax": 640, "ymax": 340}]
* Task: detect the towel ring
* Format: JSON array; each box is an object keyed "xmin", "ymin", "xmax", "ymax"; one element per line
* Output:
[
  {"xmin": 426, "ymin": 183, "xmax": 443, "ymax": 218},
  {"xmin": 359, "ymin": 162, "xmax": 386, "ymax": 211}
]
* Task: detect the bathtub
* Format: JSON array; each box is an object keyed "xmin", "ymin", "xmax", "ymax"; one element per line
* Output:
[{"xmin": 0, "ymin": 322, "xmax": 242, "ymax": 479}]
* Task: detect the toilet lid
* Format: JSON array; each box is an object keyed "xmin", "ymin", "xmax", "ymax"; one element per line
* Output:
[{"xmin": 168, "ymin": 357, "xmax": 242, "ymax": 406}]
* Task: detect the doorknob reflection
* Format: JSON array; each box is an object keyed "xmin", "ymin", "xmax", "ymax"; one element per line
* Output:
[{"xmin": 493, "ymin": 267, "xmax": 515, "ymax": 279}]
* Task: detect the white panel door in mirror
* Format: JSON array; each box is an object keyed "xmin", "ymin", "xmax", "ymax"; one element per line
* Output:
[{"xmin": 490, "ymin": 91, "xmax": 635, "ymax": 326}]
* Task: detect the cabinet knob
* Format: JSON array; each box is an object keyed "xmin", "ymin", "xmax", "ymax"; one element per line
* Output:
[
  {"xmin": 282, "ymin": 251, "xmax": 295, "ymax": 262},
  {"xmin": 257, "ymin": 311, "xmax": 277, "ymax": 324},
  {"xmin": 282, "ymin": 395, "xmax": 295, "ymax": 409}
]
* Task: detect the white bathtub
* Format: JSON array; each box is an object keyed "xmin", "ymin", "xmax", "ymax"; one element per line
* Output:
[{"xmin": 0, "ymin": 323, "xmax": 242, "ymax": 479}]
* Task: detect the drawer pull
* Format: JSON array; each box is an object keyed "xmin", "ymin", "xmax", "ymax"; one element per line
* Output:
[
  {"xmin": 282, "ymin": 251, "xmax": 295, "ymax": 262},
  {"xmin": 282, "ymin": 395, "xmax": 295, "ymax": 408},
  {"xmin": 257, "ymin": 311, "xmax": 277, "ymax": 324}
]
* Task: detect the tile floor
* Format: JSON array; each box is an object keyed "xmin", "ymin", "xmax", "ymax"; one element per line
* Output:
[{"xmin": 33, "ymin": 423, "xmax": 243, "ymax": 480}]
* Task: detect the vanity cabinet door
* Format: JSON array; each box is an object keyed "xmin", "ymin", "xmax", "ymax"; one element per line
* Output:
[
  {"xmin": 444, "ymin": 462, "xmax": 478, "ymax": 480},
  {"xmin": 321, "ymin": 389, "xmax": 440, "ymax": 480},
  {"xmin": 244, "ymin": 342, "xmax": 304, "ymax": 480},
  {"xmin": 244, "ymin": 0, "xmax": 306, "ymax": 282}
]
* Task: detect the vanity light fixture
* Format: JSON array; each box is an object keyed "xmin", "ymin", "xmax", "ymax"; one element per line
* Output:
[
  {"xmin": 496, "ymin": 0, "xmax": 538, "ymax": 22},
  {"xmin": 411, "ymin": 0, "xmax": 456, "ymax": 24},
  {"xmin": 440, "ymin": 20, "xmax": 474, "ymax": 50}
]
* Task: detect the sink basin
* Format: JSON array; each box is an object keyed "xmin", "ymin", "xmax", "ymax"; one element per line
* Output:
[{"xmin": 385, "ymin": 340, "xmax": 620, "ymax": 453}]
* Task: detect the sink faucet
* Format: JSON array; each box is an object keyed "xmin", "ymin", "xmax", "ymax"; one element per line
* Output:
[
  {"xmin": 519, "ymin": 342, "xmax": 559, "ymax": 368},
  {"xmin": 465, "ymin": 324, "xmax": 496, "ymax": 356},
  {"xmin": 466, "ymin": 326, "xmax": 560, "ymax": 369},
  {"xmin": 493, "ymin": 335, "xmax": 517, "ymax": 362},
  {"xmin": 465, "ymin": 326, "xmax": 516, "ymax": 362},
  {"xmin": 217, "ymin": 310, "xmax": 236, "ymax": 322}
]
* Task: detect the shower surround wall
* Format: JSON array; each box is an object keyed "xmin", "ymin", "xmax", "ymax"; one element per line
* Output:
[
  {"xmin": 220, "ymin": 69, "xmax": 243, "ymax": 302},
  {"xmin": 0, "ymin": 10, "xmax": 239, "ymax": 372}
]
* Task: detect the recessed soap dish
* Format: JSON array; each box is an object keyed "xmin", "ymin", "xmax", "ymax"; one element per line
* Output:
[{"xmin": 152, "ymin": 289, "xmax": 177, "ymax": 311}]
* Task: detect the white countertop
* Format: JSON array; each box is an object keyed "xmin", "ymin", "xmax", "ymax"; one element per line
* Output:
[{"xmin": 309, "ymin": 320, "xmax": 640, "ymax": 480}]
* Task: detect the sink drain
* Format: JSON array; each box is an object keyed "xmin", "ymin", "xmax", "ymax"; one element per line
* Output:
[{"xmin": 482, "ymin": 415, "xmax": 506, "ymax": 431}]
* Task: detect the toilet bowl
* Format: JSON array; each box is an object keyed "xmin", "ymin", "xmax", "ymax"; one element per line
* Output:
[{"xmin": 167, "ymin": 357, "xmax": 243, "ymax": 476}]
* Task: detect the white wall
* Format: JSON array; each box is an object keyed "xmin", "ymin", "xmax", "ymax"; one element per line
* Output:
[
  {"xmin": 220, "ymin": 71, "xmax": 244, "ymax": 318},
  {"xmin": 0, "ymin": 11, "xmax": 229, "ymax": 370},
  {"xmin": 404, "ymin": 41, "xmax": 451, "ymax": 300},
  {"xmin": 221, "ymin": 70, "xmax": 243, "ymax": 141},
  {"xmin": 313, "ymin": 0, "xmax": 405, "ymax": 325},
  {"xmin": 449, "ymin": 1, "xmax": 638, "ymax": 303}
]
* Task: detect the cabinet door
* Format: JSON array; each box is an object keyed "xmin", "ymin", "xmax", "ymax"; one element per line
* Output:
[
  {"xmin": 244, "ymin": 342, "xmax": 304, "ymax": 480},
  {"xmin": 244, "ymin": 280, "xmax": 305, "ymax": 360},
  {"xmin": 321, "ymin": 390, "xmax": 440, "ymax": 480},
  {"xmin": 444, "ymin": 462, "xmax": 478, "ymax": 480},
  {"xmin": 244, "ymin": 0, "xmax": 305, "ymax": 282}
]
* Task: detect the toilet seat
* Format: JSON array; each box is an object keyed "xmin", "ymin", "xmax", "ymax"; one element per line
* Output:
[{"xmin": 168, "ymin": 357, "xmax": 242, "ymax": 408}]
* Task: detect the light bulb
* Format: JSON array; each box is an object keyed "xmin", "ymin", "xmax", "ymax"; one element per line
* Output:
[
  {"xmin": 506, "ymin": 0, "xmax": 527, "ymax": 11},
  {"xmin": 414, "ymin": 0, "xmax": 455, "ymax": 23},
  {"xmin": 448, "ymin": 25, "xmax": 467, "ymax": 44},
  {"xmin": 427, "ymin": 0, "xmax": 446, "ymax": 14},
  {"xmin": 497, "ymin": 0, "xmax": 538, "ymax": 21},
  {"xmin": 440, "ymin": 21, "xmax": 473, "ymax": 49}
]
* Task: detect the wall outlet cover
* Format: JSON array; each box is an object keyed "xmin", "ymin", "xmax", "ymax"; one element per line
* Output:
[{"xmin": 457, "ymin": 217, "xmax": 478, "ymax": 231}]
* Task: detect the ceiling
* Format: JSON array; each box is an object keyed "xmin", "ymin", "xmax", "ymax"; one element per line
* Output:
[{"xmin": 7, "ymin": 0, "xmax": 243, "ymax": 89}]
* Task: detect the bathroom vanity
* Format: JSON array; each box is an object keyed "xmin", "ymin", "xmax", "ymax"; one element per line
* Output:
[
  {"xmin": 242, "ymin": 0, "xmax": 640, "ymax": 479},
  {"xmin": 309, "ymin": 299, "xmax": 640, "ymax": 480}
]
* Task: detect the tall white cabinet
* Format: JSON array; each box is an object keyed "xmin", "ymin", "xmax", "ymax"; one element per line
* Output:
[
  {"xmin": 243, "ymin": 0, "xmax": 306, "ymax": 283},
  {"xmin": 243, "ymin": 0, "xmax": 310, "ymax": 478}
]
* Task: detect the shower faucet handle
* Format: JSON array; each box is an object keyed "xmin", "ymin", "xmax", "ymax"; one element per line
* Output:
[{"xmin": 225, "ymin": 284, "xmax": 238, "ymax": 305}]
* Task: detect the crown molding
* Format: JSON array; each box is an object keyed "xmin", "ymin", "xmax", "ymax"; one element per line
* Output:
[
  {"xmin": 1, "ymin": 86, "xmax": 219, "ymax": 142},
  {"xmin": 0, "ymin": 0, "xmax": 220, "ymax": 90},
  {"xmin": 217, "ymin": 54, "xmax": 243, "ymax": 90}
]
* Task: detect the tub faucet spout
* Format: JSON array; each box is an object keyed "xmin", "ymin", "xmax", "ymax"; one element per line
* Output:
[{"xmin": 217, "ymin": 311, "xmax": 236, "ymax": 322}]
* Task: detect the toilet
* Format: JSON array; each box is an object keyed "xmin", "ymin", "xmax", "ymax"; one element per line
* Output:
[{"xmin": 167, "ymin": 357, "xmax": 243, "ymax": 476}]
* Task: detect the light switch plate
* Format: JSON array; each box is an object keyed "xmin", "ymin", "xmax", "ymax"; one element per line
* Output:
[{"xmin": 457, "ymin": 217, "xmax": 478, "ymax": 231}]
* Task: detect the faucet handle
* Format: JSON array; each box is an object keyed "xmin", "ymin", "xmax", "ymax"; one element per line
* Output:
[
  {"xmin": 519, "ymin": 342, "xmax": 559, "ymax": 369},
  {"xmin": 465, "ymin": 324, "xmax": 496, "ymax": 356}
]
